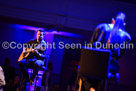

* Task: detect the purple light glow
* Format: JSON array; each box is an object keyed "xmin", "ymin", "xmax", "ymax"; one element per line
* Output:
[
  {"xmin": 12, "ymin": 24, "xmax": 44, "ymax": 31},
  {"xmin": 12, "ymin": 24, "xmax": 82, "ymax": 38},
  {"xmin": 46, "ymin": 30, "xmax": 82, "ymax": 38}
]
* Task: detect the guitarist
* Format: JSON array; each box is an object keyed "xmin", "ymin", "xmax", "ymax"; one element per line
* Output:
[{"xmin": 18, "ymin": 29, "xmax": 46, "ymax": 85}]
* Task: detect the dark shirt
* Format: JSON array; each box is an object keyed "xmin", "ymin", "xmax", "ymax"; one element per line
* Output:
[{"xmin": 25, "ymin": 39, "xmax": 46, "ymax": 60}]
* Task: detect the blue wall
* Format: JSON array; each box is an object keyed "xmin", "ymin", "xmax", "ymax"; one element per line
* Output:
[{"xmin": 0, "ymin": 23, "xmax": 35, "ymax": 68}]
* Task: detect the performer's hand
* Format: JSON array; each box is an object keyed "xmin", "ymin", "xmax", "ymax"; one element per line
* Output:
[
  {"xmin": 32, "ymin": 49, "xmax": 36, "ymax": 53},
  {"xmin": 32, "ymin": 49, "xmax": 41, "ymax": 56}
]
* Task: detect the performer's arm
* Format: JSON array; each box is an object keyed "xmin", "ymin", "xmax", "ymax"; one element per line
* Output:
[
  {"xmin": 90, "ymin": 24, "xmax": 105, "ymax": 48},
  {"xmin": 32, "ymin": 49, "xmax": 46, "ymax": 59},
  {"xmin": 90, "ymin": 28, "xmax": 99, "ymax": 43},
  {"xmin": 91, "ymin": 24, "xmax": 105, "ymax": 42}
]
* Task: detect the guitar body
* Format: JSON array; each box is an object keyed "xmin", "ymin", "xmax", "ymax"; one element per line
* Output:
[
  {"xmin": 18, "ymin": 42, "xmax": 45, "ymax": 62},
  {"xmin": 18, "ymin": 48, "xmax": 31, "ymax": 62}
]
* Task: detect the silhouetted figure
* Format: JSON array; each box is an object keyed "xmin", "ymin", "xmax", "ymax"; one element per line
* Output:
[
  {"xmin": 42, "ymin": 62, "xmax": 53, "ymax": 91},
  {"xmin": 1, "ymin": 58, "xmax": 15, "ymax": 91},
  {"xmin": 12, "ymin": 74, "xmax": 20, "ymax": 91}
]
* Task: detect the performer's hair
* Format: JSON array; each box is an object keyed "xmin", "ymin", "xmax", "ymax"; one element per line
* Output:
[
  {"xmin": 117, "ymin": 12, "xmax": 126, "ymax": 19},
  {"xmin": 114, "ymin": 12, "xmax": 126, "ymax": 30},
  {"xmin": 37, "ymin": 29, "xmax": 45, "ymax": 33}
]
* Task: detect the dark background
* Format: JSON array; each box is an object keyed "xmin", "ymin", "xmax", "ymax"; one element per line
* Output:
[{"xmin": 0, "ymin": 0, "xmax": 136, "ymax": 90}]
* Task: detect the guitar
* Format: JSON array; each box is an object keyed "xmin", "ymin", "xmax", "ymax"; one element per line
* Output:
[{"xmin": 18, "ymin": 44, "xmax": 43, "ymax": 62}]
